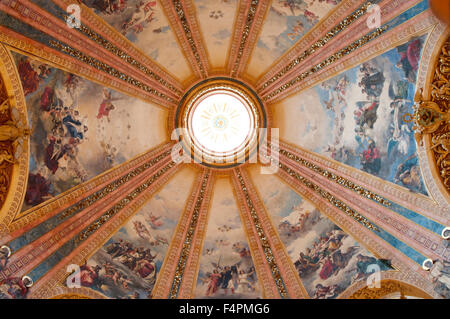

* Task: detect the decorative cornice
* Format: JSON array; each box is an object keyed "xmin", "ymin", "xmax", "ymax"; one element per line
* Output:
[
  {"xmin": 345, "ymin": 278, "xmax": 434, "ymax": 299},
  {"xmin": 0, "ymin": 26, "xmax": 168, "ymax": 107},
  {"xmin": 231, "ymin": 168, "xmax": 287, "ymax": 298},
  {"xmin": 256, "ymin": 0, "xmax": 422, "ymax": 93},
  {"xmin": 228, "ymin": 0, "xmax": 270, "ymax": 78},
  {"xmin": 277, "ymin": 140, "xmax": 449, "ymax": 224},
  {"xmin": 275, "ymin": 145, "xmax": 390, "ymax": 207},
  {"xmin": 48, "ymin": 286, "xmax": 108, "ymax": 299},
  {"xmin": 278, "ymin": 161, "xmax": 379, "ymax": 232},
  {"xmin": 160, "ymin": 0, "xmax": 209, "ymax": 79},
  {"xmin": 4, "ymin": 143, "xmax": 173, "ymax": 236},
  {"xmin": 48, "ymin": 40, "xmax": 176, "ymax": 104},
  {"xmin": 75, "ymin": 161, "xmax": 179, "ymax": 244},
  {"xmin": 231, "ymin": 167, "xmax": 309, "ymax": 299},
  {"xmin": 76, "ymin": 24, "xmax": 182, "ymax": 97}
]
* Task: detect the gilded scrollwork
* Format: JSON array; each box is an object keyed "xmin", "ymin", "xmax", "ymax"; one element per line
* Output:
[
  {"xmin": 348, "ymin": 279, "xmax": 432, "ymax": 299},
  {"xmin": 0, "ymin": 78, "xmax": 14, "ymax": 211},
  {"xmin": 413, "ymin": 37, "xmax": 450, "ymax": 193}
]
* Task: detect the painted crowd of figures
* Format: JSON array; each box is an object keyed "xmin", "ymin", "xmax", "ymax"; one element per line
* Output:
[{"xmin": 321, "ymin": 37, "xmax": 427, "ymax": 194}]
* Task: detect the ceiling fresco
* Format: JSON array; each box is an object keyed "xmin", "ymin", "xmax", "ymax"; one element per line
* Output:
[
  {"xmin": 72, "ymin": 166, "xmax": 197, "ymax": 299},
  {"xmin": 248, "ymin": 166, "xmax": 395, "ymax": 299},
  {"xmin": 246, "ymin": 0, "xmax": 341, "ymax": 79},
  {"xmin": 0, "ymin": 0, "xmax": 448, "ymax": 302},
  {"xmin": 12, "ymin": 52, "xmax": 167, "ymax": 212},
  {"xmin": 193, "ymin": 0, "xmax": 238, "ymax": 70},
  {"xmin": 195, "ymin": 176, "xmax": 261, "ymax": 299}
]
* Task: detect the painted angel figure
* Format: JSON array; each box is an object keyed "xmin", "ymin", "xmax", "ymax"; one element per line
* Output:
[
  {"xmin": 97, "ymin": 88, "xmax": 121, "ymax": 122},
  {"xmin": 145, "ymin": 212, "xmax": 163, "ymax": 229}
]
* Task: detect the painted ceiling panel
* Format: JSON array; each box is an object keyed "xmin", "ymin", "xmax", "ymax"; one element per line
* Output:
[
  {"xmin": 193, "ymin": 0, "xmax": 238, "ymax": 70},
  {"xmin": 75, "ymin": 165, "xmax": 197, "ymax": 299},
  {"xmin": 246, "ymin": 0, "xmax": 341, "ymax": 79},
  {"xmin": 0, "ymin": 0, "xmax": 447, "ymax": 301},
  {"xmin": 81, "ymin": 0, "xmax": 192, "ymax": 81},
  {"xmin": 248, "ymin": 166, "xmax": 395, "ymax": 299},
  {"xmin": 195, "ymin": 176, "xmax": 262, "ymax": 299},
  {"xmin": 272, "ymin": 34, "xmax": 430, "ymax": 196},
  {"xmin": 12, "ymin": 52, "xmax": 168, "ymax": 212}
]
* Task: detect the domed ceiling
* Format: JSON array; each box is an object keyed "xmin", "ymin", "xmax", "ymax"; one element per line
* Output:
[{"xmin": 0, "ymin": 0, "xmax": 448, "ymax": 300}]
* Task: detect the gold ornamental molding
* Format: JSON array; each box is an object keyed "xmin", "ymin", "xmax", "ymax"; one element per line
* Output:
[
  {"xmin": 0, "ymin": 144, "xmax": 176, "ymax": 287},
  {"xmin": 262, "ymin": 25, "xmax": 388, "ymax": 102},
  {"xmin": 412, "ymin": 31, "xmax": 450, "ymax": 201},
  {"xmin": 160, "ymin": 0, "xmax": 210, "ymax": 79},
  {"xmin": 277, "ymin": 140, "xmax": 448, "ymax": 224},
  {"xmin": 4, "ymin": 143, "xmax": 174, "ymax": 236},
  {"xmin": 228, "ymin": 0, "xmax": 271, "ymax": 78},
  {"xmin": 0, "ymin": 43, "xmax": 29, "ymax": 236},
  {"xmin": 276, "ymin": 143, "xmax": 448, "ymax": 265}
]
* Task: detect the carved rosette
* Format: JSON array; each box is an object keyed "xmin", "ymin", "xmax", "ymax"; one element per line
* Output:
[{"xmin": 413, "ymin": 36, "xmax": 450, "ymax": 195}]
